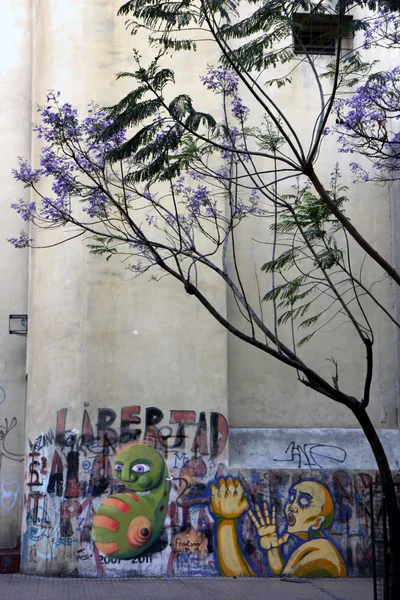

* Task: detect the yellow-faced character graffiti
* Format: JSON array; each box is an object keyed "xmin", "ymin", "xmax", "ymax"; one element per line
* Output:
[
  {"xmin": 210, "ymin": 477, "xmax": 347, "ymax": 578},
  {"xmin": 91, "ymin": 444, "xmax": 170, "ymax": 559}
]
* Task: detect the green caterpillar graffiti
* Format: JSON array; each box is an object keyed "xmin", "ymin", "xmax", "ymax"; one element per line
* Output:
[{"xmin": 92, "ymin": 444, "xmax": 170, "ymax": 560}]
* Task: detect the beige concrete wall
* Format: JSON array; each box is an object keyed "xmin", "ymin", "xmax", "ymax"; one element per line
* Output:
[
  {"xmin": 0, "ymin": 0, "xmax": 31, "ymax": 550},
  {"xmin": 226, "ymin": 5, "xmax": 400, "ymax": 429}
]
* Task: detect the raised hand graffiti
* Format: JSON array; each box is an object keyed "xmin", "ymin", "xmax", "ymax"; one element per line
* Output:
[
  {"xmin": 210, "ymin": 477, "xmax": 249, "ymax": 520},
  {"xmin": 210, "ymin": 477, "xmax": 254, "ymax": 577},
  {"xmin": 248, "ymin": 502, "xmax": 289, "ymax": 550}
]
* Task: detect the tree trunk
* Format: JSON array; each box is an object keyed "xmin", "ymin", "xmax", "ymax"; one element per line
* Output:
[{"xmin": 353, "ymin": 405, "xmax": 400, "ymax": 598}]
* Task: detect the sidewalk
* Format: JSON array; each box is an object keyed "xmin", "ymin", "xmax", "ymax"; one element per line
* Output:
[{"xmin": 0, "ymin": 574, "xmax": 373, "ymax": 600}]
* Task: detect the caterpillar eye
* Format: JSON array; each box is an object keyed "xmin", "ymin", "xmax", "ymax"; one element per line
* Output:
[
  {"xmin": 115, "ymin": 464, "xmax": 123, "ymax": 472},
  {"xmin": 132, "ymin": 463, "xmax": 150, "ymax": 473}
]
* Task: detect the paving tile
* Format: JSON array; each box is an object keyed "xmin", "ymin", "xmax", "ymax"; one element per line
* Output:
[{"xmin": 0, "ymin": 574, "xmax": 373, "ymax": 600}]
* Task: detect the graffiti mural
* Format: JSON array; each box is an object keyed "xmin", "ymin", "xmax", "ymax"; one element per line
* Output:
[
  {"xmin": 29, "ymin": 406, "xmax": 229, "ymax": 459},
  {"xmin": 92, "ymin": 444, "xmax": 170, "ymax": 559},
  {"xmin": 21, "ymin": 405, "xmax": 385, "ymax": 579},
  {"xmin": 251, "ymin": 480, "xmax": 346, "ymax": 577},
  {"xmin": 22, "ymin": 405, "xmax": 229, "ymax": 576},
  {"xmin": 0, "ymin": 417, "xmax": 24, "ymax": 472},
  {"xmin": 210, "ymin": 477, "xmax": 255, "ymax": 576},
  {"xmin": 0, "ymin": 480, "xmax": 20, "ymax": 512},
  {"xmin": 0, "ymin": 411, "xmax": 24, "ymax": 574},
  {"xmin": 209, "ymin": 477, "xmax": 346, "ymax": 577}
]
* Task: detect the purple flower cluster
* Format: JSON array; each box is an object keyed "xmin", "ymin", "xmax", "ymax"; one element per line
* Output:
[
  {"xmin": 230, "ymin": 187, "xmax": 263, "ymax": 218},
  {"xmin": 363, "ymin": 10, "xmax": 400, "ymax": 50},
  {"xmin": 220, "ymin": 126, "xmax": 249, "ymax": 163},
  {"xmin": 12, "ymin": 158, "xmax": 41, "ymax": 185},
  {"xmin": 145, "ymin": 214, "xmax": 155, "ymax": 226},
  {"xmin": 201, "ymin": 63, "xmax": 248, "ymax": 122},
  {"xmin": 10, "ymin": 93, "xmax": 127, "ymax": 242},
  {"xmin": 335, "ymin": 66, "xmax": 400, "ymax": 180},
  {"xmin": 10, "ymin": 199, "xmax": 36, "ymax": 221},
  {"xmin": 35, "ymin": 97, "xmax": 79, "ymax": 141},
  {"xmin": 154, "ymin": 118, "xmax": 173, "ymax": 145},
  {"xmin": 172, "ymin": 175, "xmax": 218, "ymax": 220},
  {"xmin": 172, "ymin": 169, "xmax": 262, "ymax": 222},
  {"xmin": 189, "ymin": 185, "xmax": 212, "ymax": 214},
  {"xmin": 201, "ymin": 64, "xmax": 239, "ymax": 95},
  {"xmin": 249, "ymin": 188, "xmax": 261, "ymax": 212},
  {"xmin": 84, "ymin": 190, "xmax": 110, "ymax": 219},
  {"xmin": 143, "ymin": 189, "xmax": 155, "ymax": 201},
  {"xmin": 349, "ymin": 162, "xmax": 370, "ymax": 182},
  {"xmin": 8, "ymin": 231, "xmax": 32, "ymax": 249},
  {"xmin": 41, "ymin": 196, "xmax": 71, "ymax": 221}
]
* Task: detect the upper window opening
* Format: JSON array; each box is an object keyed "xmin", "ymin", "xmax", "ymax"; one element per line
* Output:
[{"xmin": 292, "ymin": 13, "xmax": 353, "ymax": 56}]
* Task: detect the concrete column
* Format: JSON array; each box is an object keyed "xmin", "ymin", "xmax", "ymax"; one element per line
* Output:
[
  {"xmin": 0, "ymin": 0, "xmax": 31, "ymax": 552},
  {"xmin": 23, "ymin": 0, "xmax": 228, "ymax": 575}
]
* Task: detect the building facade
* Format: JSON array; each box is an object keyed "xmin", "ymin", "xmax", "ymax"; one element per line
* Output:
[{"xmin": 0, "ymin": 0, "xmax": 399, "ymax": 578}]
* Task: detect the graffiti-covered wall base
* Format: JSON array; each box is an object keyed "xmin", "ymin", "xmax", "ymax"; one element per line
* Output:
[{"xmin": 21, "ymin": 413, "xmax": 390, "ymax": 578}]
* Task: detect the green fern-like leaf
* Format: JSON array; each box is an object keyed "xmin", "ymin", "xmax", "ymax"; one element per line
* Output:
[
  {"xmin": 297, "ymin": 331, "xmax": 316, "ymax": 347},
  {"xmin": 299, "ymin": 313, "xmax": 323, "ymax": 329},
  {"xmin": 261, "ymin": 247, "xmax": 301, "ymax": 272}
]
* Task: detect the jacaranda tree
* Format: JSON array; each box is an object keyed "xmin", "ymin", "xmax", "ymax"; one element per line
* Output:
[{"xmin": 9, "ymin": 1, "xmax": 400, "ymax": 591}]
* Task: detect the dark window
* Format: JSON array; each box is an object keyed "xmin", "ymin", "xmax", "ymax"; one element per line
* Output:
[{"xmin": 292, "ymin": 13, "xmax": 353, "ymax": 55}]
